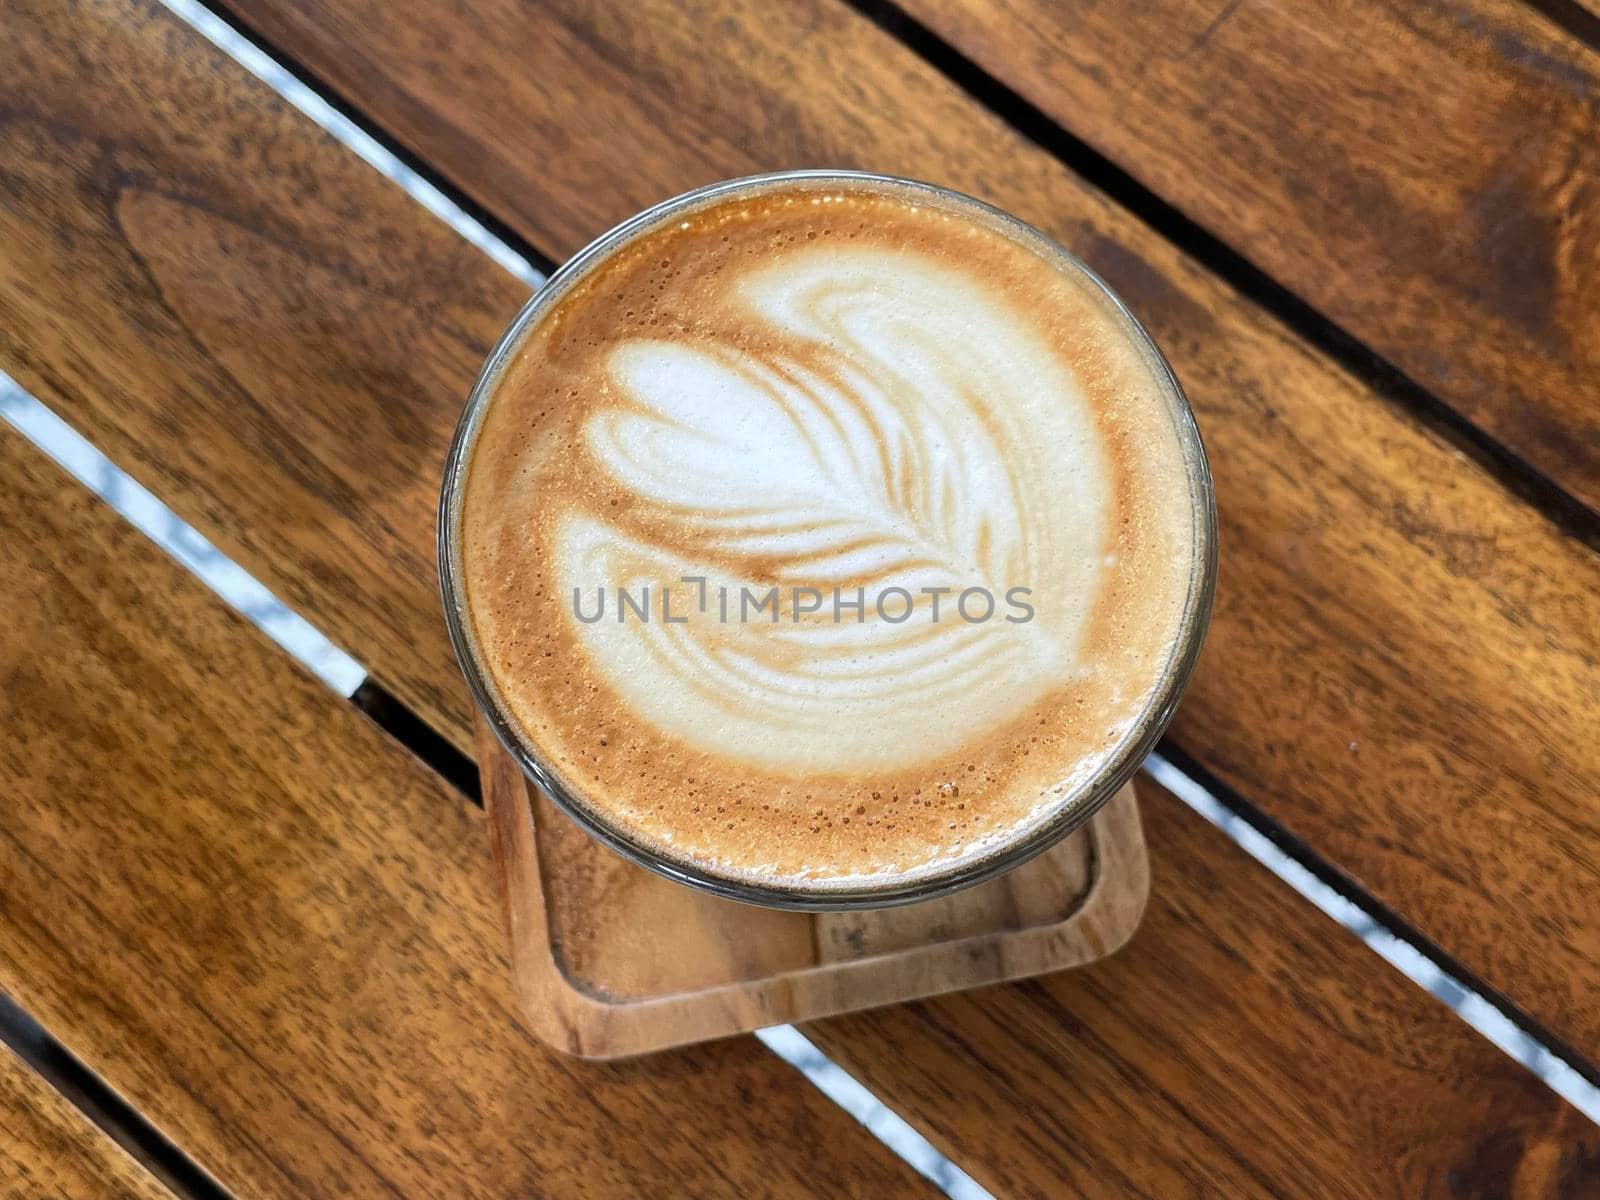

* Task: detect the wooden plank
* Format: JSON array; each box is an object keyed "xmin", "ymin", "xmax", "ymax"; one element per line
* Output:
[
  {"xmin": 808, "ymin": 776, "xmax": 1600, "ymax": 1197},
  {"xmin": 0, "ymin": 427, "xmax": 933, "ymax": 1198},
  {"xmin": 91, "ymin": 0, "xmax": 1600, "ymax": 1057},
  {"xmin": 888, "ymin": 0, "xmax": 1600, "ymax": 511},
  {"xmin": 0, "ymin": 1041, "xmax": 175, "ymax": 1200}
]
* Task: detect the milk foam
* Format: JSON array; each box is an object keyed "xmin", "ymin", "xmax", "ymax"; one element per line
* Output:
[
  {"xmin": 567, "ymin": 249, "xmax": 1108, "ymax": 771},
  {"xmin": 460, "ymin": 180, "xmax": 1198, "ymax": 888}
]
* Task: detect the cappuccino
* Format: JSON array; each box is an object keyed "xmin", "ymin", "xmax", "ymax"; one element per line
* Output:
[{"xmin": 453, "ymin": 175, "xmax": 1209, "ymax": 899}]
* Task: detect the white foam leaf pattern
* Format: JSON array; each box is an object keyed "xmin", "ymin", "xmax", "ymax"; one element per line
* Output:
[{"xmin": 559, "ymin": 248, "xmax": 1110, "ymax": 772}]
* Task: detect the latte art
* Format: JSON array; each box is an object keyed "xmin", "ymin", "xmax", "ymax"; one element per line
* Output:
[
  {"xmin": 564, "ymin": 249, "xmax": 1106, "ymax": 772},
  {"xmin": 459, "ymin": 178, "xmax": 1202, "ymax": 891}
]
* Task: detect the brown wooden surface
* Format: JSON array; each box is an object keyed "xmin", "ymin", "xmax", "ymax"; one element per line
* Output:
[
  {"xmin": 0, "ymin": 426, "xmax": 933, "ymax": 1198},
  {"xmin": 479, "ymin": 720, "xmax": 1145, "ymax": 1057},
  {"xmin": 897, "ymin": 0, "xmax": 1600, "ymax": 511},
  {"xmin": 4, "ymin": 369, "xmax": 1593, "ymax": 1200},
  {"xmin": 808, "ymin": 776, "xmax": 1600, "ymax": 1197},
  {"xmin": 0, "ymin": 0, "xmax": 508, "ymax": 754},
  {"xmin": 2, "ymin": 0, "xmax": 1595, "ymax": 1193},
  {"xmin": 36, "ymin": 0, "xmax": 1592, "ymax": 1057},
  {"xmin": 0, "ymin": 1042, "xmax": 175, "ymax": 1200}
]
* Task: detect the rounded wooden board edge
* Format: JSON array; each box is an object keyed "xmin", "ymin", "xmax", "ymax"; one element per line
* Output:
[{"xmin": 476, "ymin": 714, "xmax": 1149, "ymax": 1059}]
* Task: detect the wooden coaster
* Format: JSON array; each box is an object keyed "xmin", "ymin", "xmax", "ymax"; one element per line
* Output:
[{"xmin": 476, "ymin": 717, "xmax": 1149, "ymax": 1058}]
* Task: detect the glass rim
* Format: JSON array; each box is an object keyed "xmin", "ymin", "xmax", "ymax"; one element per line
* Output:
[{"xmin": 438, "ymin": 169, "xmax": 1217, "ymax": 911}]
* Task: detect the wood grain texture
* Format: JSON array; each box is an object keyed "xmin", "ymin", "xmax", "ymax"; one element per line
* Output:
[
  {"xmin": 479, "ymin": 719, "xmax": 1145, "ymax": 1057},
  {"xmin": 0, "ymin": 1042, "xmax": 175, "ymax": 1200},
  {"xmin": 0, "ymin": 0, "xmax": 515, "ymax": 752},
  {"xmin": 808, "ymin": 776, "xmax": 1600, "ymax": 1199},
  {"xmin": 896, "ymin": 0, "xmax": 1600, "ymax": 511},
  {"xmin": 1, "ymin": 2, "xmax": 1590, "ymax": 1193},
  {"xmin": 0, "ymin": 427, "xmax": 933, "ymax": 1199},
  {"xmin": 190, "ymin": 0, "xmax": 1600, "ymax": 1057},
  {"xmin": 3, "ymin": 425, "xmax": 1590, "ymax": 1200}
]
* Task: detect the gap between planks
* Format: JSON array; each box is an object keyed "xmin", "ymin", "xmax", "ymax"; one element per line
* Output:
[
  {"xmin": 0, "ymin": 993, "xmax": 234, "ymax": 1200},
  {"xmin": 1520, "ymin": 0, "xmax": 1600, "ymax": 54}
]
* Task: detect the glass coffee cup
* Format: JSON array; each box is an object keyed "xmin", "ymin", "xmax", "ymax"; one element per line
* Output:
[{"xmin": 440, "ymin": 171, "xmax": 1215, "ymax": 910}]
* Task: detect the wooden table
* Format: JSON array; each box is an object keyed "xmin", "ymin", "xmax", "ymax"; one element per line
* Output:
[{"xmin": 2, "ymin": 0, "xmax": 1597, "ymax": 1194}]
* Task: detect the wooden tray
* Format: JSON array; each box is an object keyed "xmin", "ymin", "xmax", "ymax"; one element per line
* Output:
[{"xmin": 477, "ymin": 718, "xmax": 1150, "ymax": 1058}]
